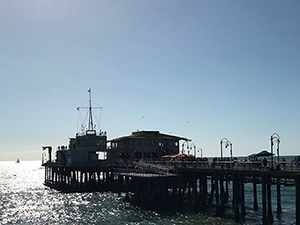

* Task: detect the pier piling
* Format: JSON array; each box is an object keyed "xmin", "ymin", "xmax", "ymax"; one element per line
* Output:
[
  {"xmin": 253, "ymin": 177, "xmax": 258, "ymax": 210},
  {"xmin": 296, "ymin": 177, "xmax": 300, "ymax": 225}
]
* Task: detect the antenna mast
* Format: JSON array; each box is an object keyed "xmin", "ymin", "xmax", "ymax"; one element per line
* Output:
[{"xmin": 88, "ymin": 88, "xmax": 94, "ymax": 130}]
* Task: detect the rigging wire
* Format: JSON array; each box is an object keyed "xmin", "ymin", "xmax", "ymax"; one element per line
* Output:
[
  {"xmin": 77, "ymin": 109, "xmax": 89, "ymax": 133},
  {"xmin": 92, "ymin": 107, "xmax": 102, "ymax": 130},
  {"xmin": 77, "ymin": 101, "xmax": 89, "ymax": 109},
  {"xmin": 77, "ymin": 101, "xmax": 103, "ymax": 133}
]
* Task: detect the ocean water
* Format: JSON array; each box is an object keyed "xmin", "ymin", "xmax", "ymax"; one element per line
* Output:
[{"xmin": 0, "ymin": 160, "xmax": 296, "ymax": 224}]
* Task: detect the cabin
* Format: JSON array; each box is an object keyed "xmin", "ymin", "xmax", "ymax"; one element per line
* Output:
[
  {"xmin": 107, "ymin": 130, "xmax": 190, "ymax": 161},
  {"xmin": 55, "ymin": 130, "xmax": 107, "ymax": 166}
]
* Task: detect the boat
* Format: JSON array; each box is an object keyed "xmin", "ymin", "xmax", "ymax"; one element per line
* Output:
[
  {"xmin": 42, "ymin": 89, "xmax": 107, "ymax": 166},
  {"xmin": 16, "ymin": 158, "xmax": 20, "ymax": 163}
]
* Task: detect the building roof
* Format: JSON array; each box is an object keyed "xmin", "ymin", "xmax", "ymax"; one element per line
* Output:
[{"xmin": 108, "ymin": 130, "xmax": 191, "ymax": 142}]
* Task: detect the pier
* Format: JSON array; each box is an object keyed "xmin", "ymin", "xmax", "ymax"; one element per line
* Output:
[
  {"xmin": 44, "ymin": 162, "xmax": 115, "ymax": 192},
  {"xmin": 41, "ymin": 91, "xmax": 300, "ymax": 224},
  {"xmin": 44, "ymin": 160, "xmax": 300, "ymax": 224}
]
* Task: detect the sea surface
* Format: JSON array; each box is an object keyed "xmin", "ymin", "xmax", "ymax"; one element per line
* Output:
[{"xmin": 0, "ymin": 160, "xmax": 297, "ymax": 224}]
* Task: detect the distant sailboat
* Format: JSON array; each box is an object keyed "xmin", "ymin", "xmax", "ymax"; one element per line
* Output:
[{"xmin": 16, "ymin": 158, "xmax": 20, "ymax": 163}]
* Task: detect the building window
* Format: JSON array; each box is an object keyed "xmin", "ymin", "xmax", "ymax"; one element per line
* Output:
[{"xmin": 112, "ymin": 142, "xmax": 118, "ymax": 148}]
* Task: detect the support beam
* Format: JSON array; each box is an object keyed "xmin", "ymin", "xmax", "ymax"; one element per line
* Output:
[
  {"xmin": 193, "ymin": 173, "xmax": 199, "ymax": 212},
  {"xmin": 262, "ymin": 177, "xmax": 267, "ymax": 225},
  {"xmin": 233, "ymin": 175, "xmax": 240, "ymax": 223},
  {"xmin": 295, "ymin": 177, "xmax": 300, "ymax": 224},
  {"xmin": 267, "ymin": 177, "xmax": 274, "ymax": 223},
  {"xmin": 125, "ymin": 176, "xmax": 129, "ymax": 199},
  {"xmin": 240, "ymin": 176, "xmax": 246, "ymax": 216},
  {"xmin": 253, "ymin": 177, "xmax": 258, "ymax": 211},
  {"xmin": 219, "ymin": 175, "xmax": 225, "ymax": 215},
  {"xmin": 277, "ymin": 177, "xmax": 282, "ymax": 212}
]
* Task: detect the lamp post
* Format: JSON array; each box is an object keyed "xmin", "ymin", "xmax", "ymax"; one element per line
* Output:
[
  {"xmin": 270, "ymin": 133, "xmax": 280, "ymax": 169},
  {"xmin": 189, "ymin": 143, "xmax": 196, "ymax": 156},
  {"xmin": 198, "ymin": 147, "xmax": 203, "ymax": 158},
  {"xmin": 229, "ymin": 141, "xmax": 233, "ymax": 161},
  {"xmin": 220, "ymin": 138, "xmax": 233, "ymax": 160},
  {"xmin": 181, "ymin": 141, "xmax": 189, "ymax": 154}
]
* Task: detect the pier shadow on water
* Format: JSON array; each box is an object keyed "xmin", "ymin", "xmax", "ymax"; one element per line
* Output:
[{"xmin": 124, "ymin": 187, "xmax": 296, "ymax": 225}]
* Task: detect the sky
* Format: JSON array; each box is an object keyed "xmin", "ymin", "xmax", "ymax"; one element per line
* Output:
[{"xmin": 1, "ymin": 0, "xmax": 300, "ymax": 161}]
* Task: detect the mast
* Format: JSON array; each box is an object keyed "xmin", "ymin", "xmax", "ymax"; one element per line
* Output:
[
  {"xmin": 88, "ymin": 88, "xmax": 94, "ymax": 131},
  {"xmin": 77, "ymin": 88, "xmax": 102, "ymax": 135}
]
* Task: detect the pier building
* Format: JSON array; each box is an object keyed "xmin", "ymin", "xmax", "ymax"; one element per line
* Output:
[{"xmin": 108, "ymin": 130, "xmax": 190, "ymax": 161}]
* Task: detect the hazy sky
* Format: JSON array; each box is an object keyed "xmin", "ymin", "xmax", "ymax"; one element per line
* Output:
[{"xmin": 1, "ymin": 0, "xmax": 300, "ymax": 161}]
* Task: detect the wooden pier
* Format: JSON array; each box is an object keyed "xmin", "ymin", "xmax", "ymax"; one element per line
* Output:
[
  {"xmin": 177, "ymin": 163, "xmax": 300, "ymax": 224},
  {"xmin": 44, "ymin": 162, "xmax": 116, "ymax": 192},
  {"xmin": 44, "ymin": 161, "xmax": 300, "ymax": 224}
]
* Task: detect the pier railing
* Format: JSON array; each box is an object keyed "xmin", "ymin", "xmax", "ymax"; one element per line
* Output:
[
  {"xmin": 132, "ymin": 162, "xmax": 176, "ymax": 176},
  {"xmin": 133, "ymin": 160, "xmax": 300, "ymax": 175}
]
